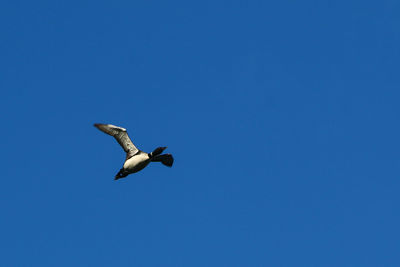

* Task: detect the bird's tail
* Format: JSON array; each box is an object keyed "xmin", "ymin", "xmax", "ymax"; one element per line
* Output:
[{"xmin": 151, "ymin": 154, "xmax": 174, "ymax": 167}]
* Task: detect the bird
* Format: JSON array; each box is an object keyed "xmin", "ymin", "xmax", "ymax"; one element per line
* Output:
[{"xmin": 94, "ymin": 123, "xmax": 173, "ymax": 180}]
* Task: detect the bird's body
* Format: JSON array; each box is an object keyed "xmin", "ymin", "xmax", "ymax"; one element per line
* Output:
[
  {"xmin": 123, "ymin": 152, "xmax": 150, "ymax": 173},
  {"xmin": 94, "ymin": 123, "xmax": 173, "ymax": 180}
]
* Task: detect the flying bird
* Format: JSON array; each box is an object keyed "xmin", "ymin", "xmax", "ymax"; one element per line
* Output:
[{"xmin": 94, "ymin": 123, "xmax": 173, "ymax": 180}]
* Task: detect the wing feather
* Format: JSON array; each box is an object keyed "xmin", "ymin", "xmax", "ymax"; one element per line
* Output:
[{"xmin": 94, "ymin": 123, "xmax": 139, "ymax": 159}]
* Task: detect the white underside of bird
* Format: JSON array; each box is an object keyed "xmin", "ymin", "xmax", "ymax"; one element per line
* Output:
[{"xmin": 123, "ymin": 153, "xmax": 150, "ymax": 173}]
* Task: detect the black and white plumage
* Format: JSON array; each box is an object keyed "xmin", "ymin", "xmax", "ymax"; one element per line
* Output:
[{"xmin": 94, "ymin": 123, "xmax": 173, "ymax": 180}]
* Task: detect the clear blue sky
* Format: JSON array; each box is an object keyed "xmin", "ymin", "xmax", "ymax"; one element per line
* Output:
[{"xmin": 1, "ymin": 0, "xmax": 399, "ymax": 266}]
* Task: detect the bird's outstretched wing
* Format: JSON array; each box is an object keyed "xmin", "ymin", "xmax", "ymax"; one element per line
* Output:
[{"xmin": 94, "ymin": 123, "xmax": 139, "ymax": 159}]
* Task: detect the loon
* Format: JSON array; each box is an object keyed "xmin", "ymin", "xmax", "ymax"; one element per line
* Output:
[{"xmin": 94, "ymin": 123, "xmax": 173, "ymax": 180}]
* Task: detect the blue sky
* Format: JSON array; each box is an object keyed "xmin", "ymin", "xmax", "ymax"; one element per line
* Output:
[{"xmin": 1, "ymin": 0, "xmax": 399, "ymax": 266}]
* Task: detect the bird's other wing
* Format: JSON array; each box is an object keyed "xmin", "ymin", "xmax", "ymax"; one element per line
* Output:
[{"xmin": 94, "ymin": 123, "xmax": 139, "ymax": 159}]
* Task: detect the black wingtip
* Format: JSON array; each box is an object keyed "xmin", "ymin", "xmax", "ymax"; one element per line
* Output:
[{"xmin": 152, "ymin": 146, "xmax": 168, "ymax": 157}]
